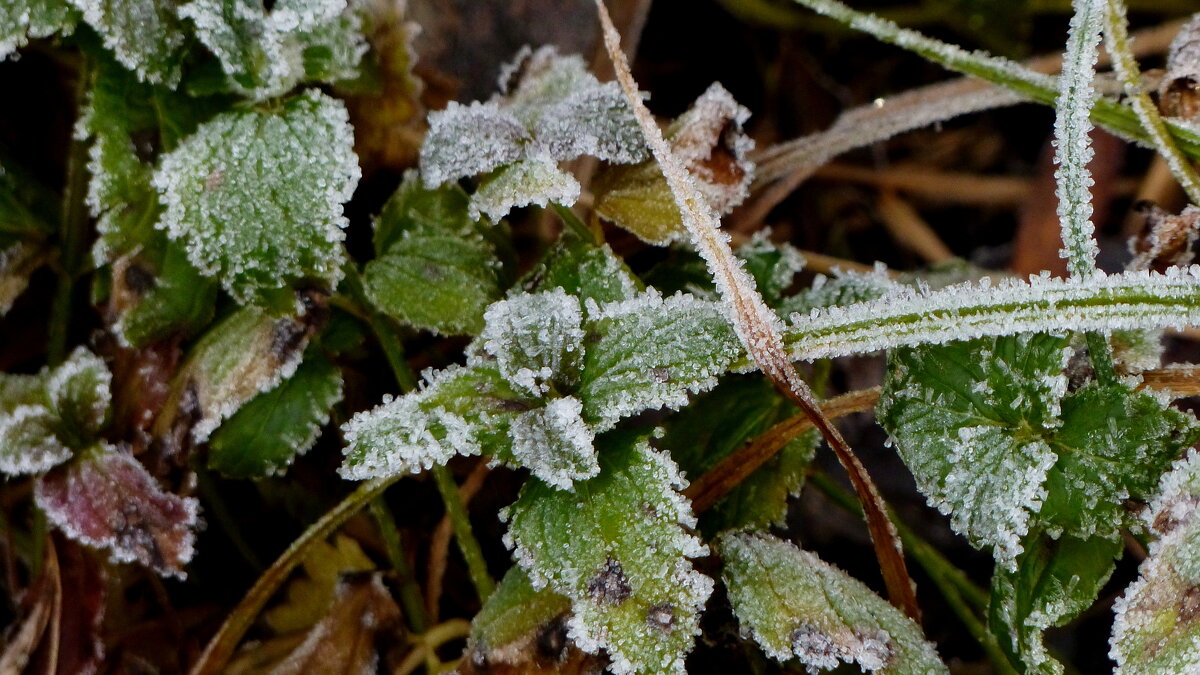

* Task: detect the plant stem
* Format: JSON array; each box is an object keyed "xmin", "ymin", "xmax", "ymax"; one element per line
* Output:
[
  {"xmin": 369, "ymin": 497, "xmax": 428, "ymax": 633},
  {"xmin": 430, "ymin": 465, "xmax": 495, "ymax": 603},
  {"xmin": 188, "ymin": 476, "xmax": 401, "ymax": 675},
  {"xmin": 552, "ymin": 202, "xmax": 599, "ymax": 244},
  {"xmin": 47, "ymin": 56, "xmax": 92, "ymax": 366},
  {"xmin": 809, "ymin": 472, "xmax": 1018, "ymax": 675},
  {"xmin": 1103, "ymin": 0, "xmax": 1200, "ymax": 205}
]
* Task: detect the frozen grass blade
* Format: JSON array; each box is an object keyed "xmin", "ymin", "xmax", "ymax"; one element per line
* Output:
[
  {"xmin": 1103, "ymin": 0, "xmax": 1200, "ymax": 205},
  {"xmin": 593, "ymin": 0, "xmax": 920, "ymax": 621}
]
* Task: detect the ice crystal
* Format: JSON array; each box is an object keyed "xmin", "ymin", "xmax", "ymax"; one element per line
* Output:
[
  {"xmin": 35, "ymin": 443, "xmax": 199, "ymax": 578},
  {"xmin": 0, "ymin": 0, "xmax": 75, "ymax": 61},
  {"xmin": 153, "ymin": 89, "xmax": 359, "ymax": 303},
  {"xmin": 419, "ymin": 45, "xmax": 647, "ymax": 221},
  {"xmin": 1111, "ymin": 450, "xmax": 1200, "ymax": 674},
  {"xmin": 720, "ymin": 532, "xmax": 946, "ymax": 673},
  {"xmin": 179, "ymin": 0, "xmax": 366, "ymax": 100},
  {"xmin": 503, "ymin": 432, "xmax": 712, "ymax": 675},
  {"xmin": 70, "ymin": 0, "xmax": 185, "ymax": 85}
]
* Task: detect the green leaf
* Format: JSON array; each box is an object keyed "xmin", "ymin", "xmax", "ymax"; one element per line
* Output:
[
  {"xmin": 878, "ymin": 333, "xmax": 1070, "ymax": 567},
  {"xmin": 362, "ymin": 173, "xmax": 507, "ymax": 335},
  {"xmin": 880, "ymin": 334, "xmax": 1200, "ymax": 568},
  {"xmin": 522, "ymin": 236, "xmax": 641, "ymax": 306},
  {"xmin": 113, "ymin": 241, "xmax": 219, "ymax": 348},
  {"xmin": 153, "ymin": 89, "xmax": 360, "ymax": 303},
  {"xmin": 72, "ymin": 0, "xmax": 186, "ymax": 85},
  {"xmin": 467, "ymin": 566, "xmax": 571, "ymax": 656},
  {"xmin": 208, "ymin": 355, "xmax": 343, "ymax": 478},
  {"xmin": 577, "ymin": 290, "xmax": 742, "ymax": 430},
  {"xmin": 155, "ymin": 302, "xmax": 322, "ymax": 448},
  {"xmin": 470, "ymin": 153, "xmax": 580, "ymax": 223},
  {"xmin": 990, "ymin": 533, "xmax": 1120, "ymax": 674},
  {"xmin": 0, "ymin": 0, "xmax": 75, "ymax": 60},
  {"xmin": 503, "ymin": 431, "xmax": 712, "ymax": 675},
  {"xmin": 46, "ymin": 346, "xmax": 111, "ymax": 441},
  {"xmin": 478, "ymin": 289, "xmax": 585, "ymax": 397},
  {"xmin": 1112, "ymin": 450, "xmax": 1200, "ymax": 674},
  {"xmin": 663, "ymin": 375, "xmax": 816, "ymax": 535},
  {"xmin": 719, "ymin": 531, "xmax": 947, "ymax": 674},
  {"xmin": 179, "ymin": 0, "xmax": 367, "ymax": 100}
]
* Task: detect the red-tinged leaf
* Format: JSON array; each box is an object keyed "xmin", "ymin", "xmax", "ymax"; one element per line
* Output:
[
  {"xmin": 34, "ymin": 443, "xmax": 200, "ymax": 579},
  {"xmin": 226, "ymin": 574, "xmax": 402, "ymax": 675}
]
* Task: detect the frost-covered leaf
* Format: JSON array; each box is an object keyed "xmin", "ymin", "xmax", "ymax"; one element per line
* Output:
[
  {"xmin": 208, "ymin": 355, "xmax": 343, "ymax": 478},
  {"xmin": 419, "ymin": 45, "xmax": 646, "ymax": 221},
  {"xmin": 264, "ymin": 534, "xmax": 374, "ymax": 634},
  {"xmin": 466, "ymin": 566, "xmax": 571, "ymax": 659},
  {"xmin": 0, "ymin": 0, "xmax": 75, "ymax": 61},
  {"xmin": 880, "ymin": 334, "xmax": 1200, "ymax": 568},
  {"xmin": 70, "ymin": 0, "xmax": 186, "ymax": 85},
  {"xmin": 362, "ymin": 173, "xmax": 508, "ymax": 335},
  {"xmin": 663, "ymin": 376, "xmax": 816, "ymax": 534},
  {"xmin": 153, "ymin": 89, "xmax": 360, "ymax": 303},
  {"xmin": 719, "ymin": 532, "xmax": 947, "ymax": 674},
  {"xmin": 0, "ymin": 239, "xmax": 49, "ymax": 316},
  {"xmin": 991, "ymin": 533, "xmax": 1120, "ymax": 674},
  {"xmin": 577, "ymin": 290, "xmax": 742, "ymax": 430},
  {"xmin": 478, "ymin": 288, "xmax": 585, "ymax": 398},
  {"xmin": 180, "ymin": 0, "xmax": 367, "ymax": 100},
  {"xmin": 154, "ymin": 299, "xmax": 323, "ymax": 449},
  {"xmin": 509, "ymin": 396, "xmax": 597, "ymax": 490},
  {"xmin": 521, "ymin": 236, "xmax": 640, "ymax": 306},
  {"xmin": 593, "ymin": 83, "xmax": 754, "ymax": 245},
  {"xmin": 879, "ymin": 333, "xmax": 1070, "ymax": 567},
  {"xmin": 469, "ymin": 153, "xmax": 580, "ymax": 223},
  {"xmin": 111, "ymin": 244, "xmax": 219, "ymax": 348},
  {"xmin": 777, "ymin": 265, "xmax": 897, "ymax": 318},
  {"xmin": 0, "ymin": 347, "xmax": 111, "ymax": 475},
  {"xmin": 35, "ymin": 443, "xmax": 199, "ymax": 578},
  {"xmin": 503, "ymin": 432, "xmax": 712, "ymax": 675},
  {"xmin": 340, "ymin": 365, "xmax": 524, "ymax": 480},
  {"xmin": 1112, "ymin": 450, "xmax": 1200, "ymax": 674}
]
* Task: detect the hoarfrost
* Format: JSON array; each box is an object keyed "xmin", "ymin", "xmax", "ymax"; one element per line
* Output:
[
  {"xmin": 70, "ymin": 0, "xmax": 184, "ymax": 85},
  {"xmin": 469, "ymin": 152, "xmax": 581, "ymax": 222},
  {"xmin": 0, "ymin": 0, "xmax": 75, "ymax": 62},
  {"xmin": 480, "ymin": 288, "xmax": 585, "ymax": 397},
  {"xmin": 719, "ymin": 532, "xmax": 946, "ymax": 673},
  {"xmin": 153, "ymin": 89, "xmax": 359, "ymax": 303},
  {"xmin": 419, "ymin": 101, "xmax": 528, "ymax": 188},
  {"xmin": 509, "ymin": 396, "xmax": 598, "ymax": 489}
]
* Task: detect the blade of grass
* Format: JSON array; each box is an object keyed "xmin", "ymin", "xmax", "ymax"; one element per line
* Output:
[{"xmin": 595, "ymin": 0, "xmax": 920, "ymax": 621}]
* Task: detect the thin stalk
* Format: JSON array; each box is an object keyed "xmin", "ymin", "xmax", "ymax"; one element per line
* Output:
[
  {"xmin": 1103, "ymin": 0, "xmax": 1200, "ymax": 205},
  {"xmin": 431, "ymin": 466, "xmax": 495, "ymax": 603},
  {"xmin": 552, "ymin": 203, "xmax": 599, "ymax": 244},
  {"xmin": 188, "ymin": 476, "xmax": 401, "ymax": 675},
  {"xmin": 369, "ymin": 497, "xmax": 428, "ymax": 633},
  {"xmin": 809, "ymin": 472, "xmax": 1018, "ymax": 675},
  {"xmin": 595, "ymin": 0, "xmax": 920, "ymax": 621},
  {"xmin": 47, "ymin": 56, "xmax": 92, "ymax": 366}
]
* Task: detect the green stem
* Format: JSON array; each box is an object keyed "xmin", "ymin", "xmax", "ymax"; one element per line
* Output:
[
  {"xmin": 431, "ymin": 465, "xmax": 495, "ymax": 603},
  {"xmin": 552, "ymin": 203, "xmax": 599, "ymax": 244},
  {"xmin": 1103, "ymin": 0, "xmax": 1200, "ymax": 205},
  {"xmin": 369, "ymin": 497, "xmax": 429, "ymax": 633},
  {"xmin": 47, "ymin": 56, "xmax": 92, "ymax": 366},
  {"xmin": 188, "ymin": 476, "xmax": 401, "ymax": 675},
  {"xmin": 809, "ymin": 472, "xmax": 1017, "ymax": 675},
  {"xmin": 1086, "ymin": 331, "xmax": 1118, "ymax": 385}
]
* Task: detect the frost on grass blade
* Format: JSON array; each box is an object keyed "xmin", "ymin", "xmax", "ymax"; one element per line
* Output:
[
  {"xmin": 154, "ymin": 300, "xmax": 323, "ymax": 451},
  {"xmin": 418, "ymin": 45, "xmax": 646, "ymax": 221},
  {"xmin": 777, "ymin": 264, "xmax": 897, "ymax": 318},
  {"xmin": 469, "ymin": 153, "xmax": 580, "ymax": 223},
  {"xmin": 593, "ymin": 83, "xmax": 755, "ymax": 245},
  {"xmin": 70, "ymin": 0, "xmax": 186, "ymax": 85},
  {"xmin": 478, "ymin": 289, "xmax": 585, "ymax": 398},
  {"xmin": 990, "ymin": 533, "xmax": 1121, "ymax": 674},
  {"xmin": 719, "ymin": 532, "xmax": 946, "ymax": 674},
  {"xmin": 0, "ymin": 0, "xmax": 75, "ymax": 61},
  {"xmin": 339, "ymin": 365, "xmax": 524, "ymax": 480},
  {"xmin": 577, "ymin": 290, "xmax": 742, "ymax": 430},
  {"xmin": 1112, "ymin": 450, "xmax": 1200, "ymax": 674},
  {"xmin": 179, "ymin": 0, "xmax": 367, "ymax": 99},
  {"xmin": 663, "ymin": 376, "xmax": 816, "ymax": 534},
  {"xmin": 153, "ymin": 90, "xmax": 360, "ymax": 303},
  {"xmin": 879, "ymin": 334, "xmax": 1070, "ymax": 567},
  {"xmin": 503, "ymin": 432, "xmax": 712, "ymax": 675},
  {"xmin": 362, "ymin": 172, "xmax": 509, "ymax": 335},
  {"xmin": 1053, "ymin": 0, "xmax": 1104, "ymax": 278},
  {"xmin": 207, "ymin": 355, "xmax": 343, "ymax": 479},
  {"xmin": 35, "ymin": 443, "xmax": 199, "ymax": 578}
]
